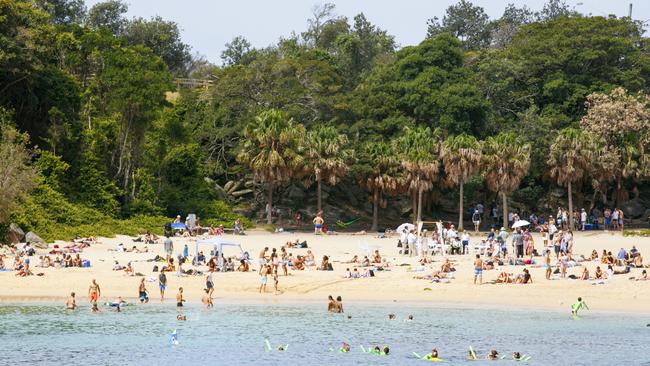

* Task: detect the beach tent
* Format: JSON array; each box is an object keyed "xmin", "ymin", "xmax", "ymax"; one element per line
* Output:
[
  {"xmin": 171, "ymin": 223, "xmax": 187, "ymax": 230},
  {"xmin": 396, "ymin": 223, "xmax": 415, "ymax": 233},
  {"xmin": 512, "ymin": 220, "xmax": 531, "ymax": 228},
  {"xmin": 195, "ymin": 237, "xmax": 244, "ymax": 270}
]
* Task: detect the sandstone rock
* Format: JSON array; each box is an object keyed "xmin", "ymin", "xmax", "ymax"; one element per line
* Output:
[
  {"xmin": 621, "ymin": 199, "xmax": 646, "ymax": 219},
  {"xmin": 25, "ymin": 231, "xmax": 47, "ymax": 248},
  {"xmin": 7, "ymin": 223, "xmax": 25, "ymax": 244}
]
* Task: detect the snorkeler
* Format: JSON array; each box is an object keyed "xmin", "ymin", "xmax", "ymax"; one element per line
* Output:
[
  {"xmin": 176, "ymin": 314, "xmax": 186, "ymax": 321},
  {"xmin": 487, "ymin": 349, "xmax": 499, "ymax": 360},
  {"xmin": 513, "ymin": 352, "xmax": 522, "ymax": 360},
  {"xmin": 571, "ymin": 297, "xmax": 589, "ymax": 316},
  {"xmin": 340, "ymin": 342, "xmax": 350, "ymax": 353}
]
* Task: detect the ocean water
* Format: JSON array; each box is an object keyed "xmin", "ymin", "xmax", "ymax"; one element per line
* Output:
[{"xmin": 0, "ymin": 302, "xmax": 648, "ymax": 365}]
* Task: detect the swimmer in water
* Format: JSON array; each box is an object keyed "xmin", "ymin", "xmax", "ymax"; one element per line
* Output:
[
  {"xmin": 487, "ymin": 349, "xmax": 499, "ymax": 360},
  {"xmin": 177, "ymin": 314, "xmax": 186, "ymax": 321},
  {"xmin": 426, "ymin": 347, "xmax": 439, "ymax": 360},
  {"xmin": 88, "ymin": 279, "xmax": 101, "ymax": 304},
  {"xmin": 202, "ymin": 288, "xmax": 213, "ymax": 308},
  {"xmin": 382, "ymin": 346, "xmax": 390, "ymax": 355},
  {"xmin": 468, "ymin": 350, "xmax": 477, "ymax": 360},
  {"xmin": 513, "ymin": 352, "xmax": 522, "ymax": 360},
  {"xmin": 407, "ymin": 314, "xmax": 414, "ymax": 321},
  {"xmin": 340, "ymin": 342, "xmax": 350, "ymax": 352},
  {"xmin": 571, "ymin": 297, "xmax": 589, "ymax": 316},
  {"xmin": 65, "ymin": 292, "xmax": 76, "ymax": 310},
  {"xmin": 388, "ymin": 313, "xmax": 396, "ymax": 320},
  {"xmin": 176, "ymin": 287, "xmax": 185, "ymax": 307}
]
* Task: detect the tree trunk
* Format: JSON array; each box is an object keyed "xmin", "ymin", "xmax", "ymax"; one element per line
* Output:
[
  {"xmin": 412, "ymin": 188, "xmax": 417, "ymax": 224},
  {"xmin": 266, "ymin": 184, "xmax": 273, "ymax": 225},
  {"xmin": 417, "ymin": 187, "xmax": 423, "ymax": 222},
  {"xmin": 458, "ymin": 181, "xmax": 464, "ymax": 230},
  {"xmin": 371, "ymin": 186, "xmax": 379, "ymax": 232},
  {"xmin": 568, "ymin": 180, "xmax": 574, "ymax": 230},
  {"xmin": 317, "ymin": 177, "xmax": 322, "ymax": 213},
  {"xmin": 502, "ymin": 191, "xmax": 508, "ymax": 229}
]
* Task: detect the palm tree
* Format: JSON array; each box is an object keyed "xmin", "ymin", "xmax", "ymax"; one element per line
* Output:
[
  {"xmin": 482, "ymin": 132, "xmax": 530, "ymax": 229},
  {"xmin": 237, "ymin": 109, "xmax": 306, "ymax": 225},
  {"xmin": 305, "ymin": 125, "xmax": 353, "ymax": 213},
  {"xmin": 441, "ymin": 134, "xmax": 482, "ymax": 230},
  {"xmin": 394, "ymin": 126, "xmax": 441, "ymax": 222},
  {"xmin": 358, "ymin": 141, "xmax": 403, "ymax": 231},
  {"xmin": 548, "ymin": 128, "xmax": 597, "ymax": 230}
]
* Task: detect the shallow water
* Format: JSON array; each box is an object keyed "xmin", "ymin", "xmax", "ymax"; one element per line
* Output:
[{"xmin": 0, "ymin": 302, "xmax": 648, "ymax": 365}]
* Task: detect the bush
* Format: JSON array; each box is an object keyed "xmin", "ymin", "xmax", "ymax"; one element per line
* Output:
[
  {"xmin": 199, "ymin": 200, "xmax": 252, "ymax": 228},
  {"xmin": 9, "ymin": 182, "xmax": 167, "ymax": 242}
]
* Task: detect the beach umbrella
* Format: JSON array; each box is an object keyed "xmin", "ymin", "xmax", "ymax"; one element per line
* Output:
[
  {"xmin": 396, "ymin": 223, "xmax": 415, "ymax": 233},
  {"xmin": 511, "ymin": 220, "xmax": 531, "ymax": 228}
]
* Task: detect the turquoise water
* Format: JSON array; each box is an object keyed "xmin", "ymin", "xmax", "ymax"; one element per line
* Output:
[{"xmin": 0, "ymin": 302, "xmax": 648, "ymax": 365}]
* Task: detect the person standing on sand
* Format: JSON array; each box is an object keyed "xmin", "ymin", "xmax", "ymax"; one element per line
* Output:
[
  {"xmin": 66, "ymin": 292, "xmax": 76, "ymax": 310},
  {"xmin": 545, "ymin": 249, "xmax": 552, "ymax": 280},
  {"xmin": 259, "ymin": 247, "xmax": 269, "ymax": 275},
  {"xmin": 259, "ymin": 264, "xmax": 269, "ymax": 293},
  {"xmin": 176, "ymin": 287, "xmax": 185, "ymax": 307},
  {"xmin": 473, "ymin": 255, "xmax": 483, "ymax": 285},
  {"xmin": 164, "ymin": 235, "xmax": 173, "ymax": 257},
  {"xmin": 273, "ymin": 271, "xmax": 279, "ymax": 294},
  {"xmin": 88, "ymin": 279, "xmax": 101, "ymax": 304},
  {"xmin": 138, "ymin": 278, "xmax": 149, "ymax": 303},
  {"xmin": 313, "ymin": 212, "xmax": 324, "ymax": 235},
  {"xmin": 159, "ymin": 271, "xmax": 167, "ymax": 301}
]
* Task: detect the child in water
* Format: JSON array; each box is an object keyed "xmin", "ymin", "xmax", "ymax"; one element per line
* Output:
[{"xmin": 571, "ymin": 297, "xmax": 589, "ymax": 316}]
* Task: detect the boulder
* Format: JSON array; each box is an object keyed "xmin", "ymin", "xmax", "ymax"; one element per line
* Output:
[
  {"xmin": 25, "ymin": 231, "xmax": 47, "ymax": 248},
  {"xmin": 286, "ymin": 185, "xmax": 306, "ymax": 200},
  {"xmin": 621, "ymin": 199, "xmax": 646, "ymax": 219},
  {"xmin": 644, "ymin": 209, "xmax": 650, "ymax": 222},
  {"xmin": 7, "ymin": 223, "xmax": 25, "ymax": 244}
]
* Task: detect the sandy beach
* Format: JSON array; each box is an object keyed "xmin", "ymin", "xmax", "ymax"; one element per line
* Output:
[{"xmin": 1, "ymin": 230, "xmax": 649, "ymax": 313}]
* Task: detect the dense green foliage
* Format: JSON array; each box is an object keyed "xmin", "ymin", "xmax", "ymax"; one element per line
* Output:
[{"xmin": 1, "ymin": 0, "xmax": 650, "ymax": 242}]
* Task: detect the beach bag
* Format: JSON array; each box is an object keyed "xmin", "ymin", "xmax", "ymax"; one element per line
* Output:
[
  {"xmin": 397, "ymin": 240, "xmax": 402, "ymax": 248},
  {"xmin": 82, "ymin": 260, "xmax": 90, "ymax": 268},
  {"xmin": 369, "ymin": 269, "xmax": 375, "ymax": 277}
]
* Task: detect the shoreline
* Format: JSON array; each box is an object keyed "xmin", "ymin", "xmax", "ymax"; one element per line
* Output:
[{"xmin": 2, "ymin": 294, "xmax": 650, "ymax": 317}]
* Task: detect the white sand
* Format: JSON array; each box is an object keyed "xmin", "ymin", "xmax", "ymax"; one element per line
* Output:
[{"xmin": 1, "ymin": 230, "xmax": 648, "ymax": 313}]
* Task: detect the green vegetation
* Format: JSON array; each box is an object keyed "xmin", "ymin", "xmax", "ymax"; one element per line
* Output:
[{"xmin": 1, "ymin": 0, "xmax": 650, "ymax": 243}]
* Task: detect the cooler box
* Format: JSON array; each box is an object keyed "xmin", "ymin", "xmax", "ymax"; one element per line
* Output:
[{"xmin": 82, "ymin": 260, "xmax": 90, "ymax": 267}]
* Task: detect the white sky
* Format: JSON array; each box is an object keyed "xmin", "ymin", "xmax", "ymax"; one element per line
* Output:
[{"xmin": 83, "ymin": 0, "xmax": 650, "ymax": 64}]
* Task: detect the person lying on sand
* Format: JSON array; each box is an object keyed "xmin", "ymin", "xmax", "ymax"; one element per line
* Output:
[
  {"xmin": 344, "ymin": 255, "xmax": 358, "ymax": 264},
  {"xmin": 440, "ymin": 259, "xmax": 455, "ymax": 273},
  {"xmin": 635, "ymin": 270, "xmax": 648, "ymax": 281}
]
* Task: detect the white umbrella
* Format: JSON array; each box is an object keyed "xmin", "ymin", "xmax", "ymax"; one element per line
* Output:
[
  {"xmin": 511, "ymin": 220, "xmax": 531, "ymax": 228},
  {"xmin": 396, "ymin": 223, "xmax": 415, "ymax": 233}
]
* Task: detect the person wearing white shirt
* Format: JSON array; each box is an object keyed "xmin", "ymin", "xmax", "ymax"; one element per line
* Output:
[
  {"xmin": 580, "ymin": 209, "xmax": 587, "ymax": 231},
  {"xmin": 461, "ymin": 231, "xmax": 470, "ymax": 255},
  {"xmin": 407, "ymin": 231, "xmax": 417, "ymax": 257}
]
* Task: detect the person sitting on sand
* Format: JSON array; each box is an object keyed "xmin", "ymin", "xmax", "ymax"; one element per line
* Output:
[
  {"xmin": 496, "ymin": 271, "xmax": 512, "ymax": 284},
  {"xmin": 633, "ymin": 255, "xmax": 645, "ymax": 268},
  {"xmin": 64, "ymin": 255, "xmax": 73, "ymax": 268},
  {"xmin": 318, "ymin": 256, "xmax": 332, "ymax": 271},
  {"xmin": 305, "ymin": 250, "xmax": 315, "ymax": 266},
  {"xmin": 237, "ymin": 259, "xmax": 249, "ymax": 272},
  {"xmin": 72, "ymin": 254, "xmax": 82, "ymax": 267},
  {"xmin": 440, "ymin": 258, "xmax": 455, "ymax": 273},
  {"xmin": 124, "ymin": 262, "xmax": 134, "ymax": 276},
  {"xmin": 292, "ymin": 256, "xmax": 305, "ymax": 270},
  {"xmin": 594, "ymin": 266, "xmax": 604, "ymax": 279},
  {"xmin": 361, "ymin": 256, "xmax": 370, "ymax": 266},
  {"xmin": 636, "ymin": 270, "xmax": 648, "ymax": 281},
  {"xmin": 590, "ymin": 250, "xmax": 599, "ymax": 261},
  {"xmin": 515, "ymin": 268, "xmax": 532, "ymax": 284},
  {"xmin": 372, "ymin": 250, "xmax": 382, "ymax": 264},
  {"xmin": 580, "ymin": 267, "xmax": 590, "ymax": 280},
  {"xmin": 16, "ymin": 259, "xmax": 31, "ymax": 277},
  {"xmin": 0, "ymin": 255, "xmax": 5, "ymax": 270}
]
